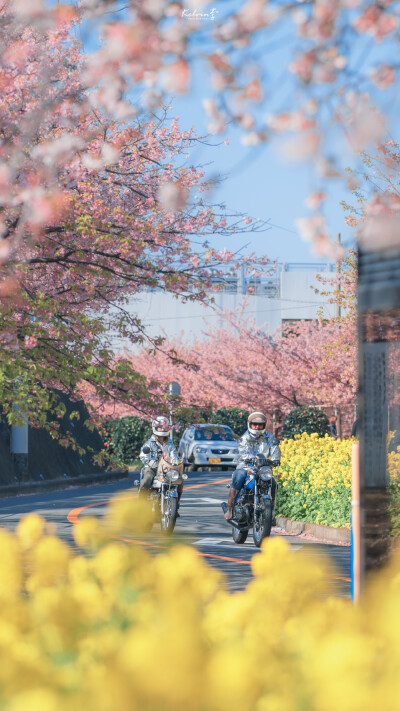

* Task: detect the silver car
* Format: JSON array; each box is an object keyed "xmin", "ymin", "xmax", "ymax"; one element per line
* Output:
[{"xmin": 178, "ymin": 424, "xmax": 239, "ymax": 471}]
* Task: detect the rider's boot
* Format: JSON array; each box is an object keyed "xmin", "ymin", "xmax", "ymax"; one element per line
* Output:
[{"xmin": 223, "ymin": 487, "xmax": 239, "ymax": 520}]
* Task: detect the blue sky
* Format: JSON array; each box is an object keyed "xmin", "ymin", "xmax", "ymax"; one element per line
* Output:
[{"xmin": 171, "ymin": 93, "xmax": 354, "ymax": 266}]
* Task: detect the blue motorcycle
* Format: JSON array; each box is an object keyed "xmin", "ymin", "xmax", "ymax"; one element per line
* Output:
[{"xmin": 222, "ymin": 454, "xmax": 277, "ymax": 547}]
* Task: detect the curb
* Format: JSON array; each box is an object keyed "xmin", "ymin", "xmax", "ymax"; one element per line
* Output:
[
  {"xmin": 0, "ymin": 469, "xmax": 129, "ymax": 499},
  {"xmin": 276, "ymin": 515, "xmax": 350, "ymax": 544}
]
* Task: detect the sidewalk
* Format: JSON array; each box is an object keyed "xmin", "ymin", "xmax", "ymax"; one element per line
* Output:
[{"xmin": 276, "ymin": 515, "xmax": 350, "ymax": 544}]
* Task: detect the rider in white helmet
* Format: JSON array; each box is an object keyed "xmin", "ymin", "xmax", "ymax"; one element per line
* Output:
[
  {"xmin": 139, "ymin": 416, "xmax": 183, "ymax": 500},
  {"xmin": 247, "ymin": 411, "xmax": 267, "ymax": 438},
  {"xmin": 223, "ymin": 411, "xmax": 280, "ymax": 521}
]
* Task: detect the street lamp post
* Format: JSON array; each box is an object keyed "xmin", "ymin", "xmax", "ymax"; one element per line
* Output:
[{"xmin": 165, "ymin": 381, "xmax": 181, "ymax": 441}]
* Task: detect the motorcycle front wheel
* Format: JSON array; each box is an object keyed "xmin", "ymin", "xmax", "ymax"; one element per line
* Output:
[
  {"xmin": 253, "ymin": 500, "xmax": 272, "ymax": 547},
  {"xmin": 161, "ymin": 495, "xmax": 178, "ymax": 535},
  {"xmin": 232, "ymin": 526, "xmax": 248, "ymax": 544}
]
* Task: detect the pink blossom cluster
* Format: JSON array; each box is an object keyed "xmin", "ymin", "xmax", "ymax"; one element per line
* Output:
[{"xmin": 344, "ymin": 141, "xmax": 400, "ymax": 252}]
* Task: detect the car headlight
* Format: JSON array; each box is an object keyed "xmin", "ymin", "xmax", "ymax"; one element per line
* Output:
[{"xmin": 194, "ymin": 446, "xmax": 206, "ymax": 453}]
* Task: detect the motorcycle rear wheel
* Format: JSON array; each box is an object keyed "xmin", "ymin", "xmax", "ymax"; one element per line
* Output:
[
  {"xmin": 253, "ymin": 500, "xmax": 272, "ymax": 547},
  {"xmin": 232, "ymin": 526, "xmax": 248, "ymax": 544},
  {"xmin": 161, "ymin": 496, "xmax": 178, "ymax": 535}
]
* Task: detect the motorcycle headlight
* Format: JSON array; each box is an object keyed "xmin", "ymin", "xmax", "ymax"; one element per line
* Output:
[
  {"xmin": 260, "ymin": 468, "xmax": 272, "ymax": 482},
  {"xmin": 168, "ymin": 471, "xmax": 180, "ymax": 481}
]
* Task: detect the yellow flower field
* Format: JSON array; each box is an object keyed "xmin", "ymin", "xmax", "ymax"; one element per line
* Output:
[
  {"xmin": 276, "ymin": 432, "xmax": 353, "ymax": 528},
  {"xmin": 388, "ymin": 435, "xmax": 400, "ymax": 538},
  {"xmin": 0, "ymin": 501, "xmax": 400, "ymax": 711}
]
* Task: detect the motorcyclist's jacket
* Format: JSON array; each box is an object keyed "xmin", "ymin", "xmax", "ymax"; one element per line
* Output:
[
  {"xmin": 237, "ymin": 430, "xmax": 280, "ymax": 469},
  {"xmin": 139, "ymin": 435, "xmax": 181, "ymax": 470}
]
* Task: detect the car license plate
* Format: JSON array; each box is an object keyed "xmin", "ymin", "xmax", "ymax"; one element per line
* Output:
[{"xmin": 208, "ymin": 457, "xmax": 221, "ymax": 464}]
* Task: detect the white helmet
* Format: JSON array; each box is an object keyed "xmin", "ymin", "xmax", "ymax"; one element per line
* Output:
[
  {"xmin": 247, "ymin": 411, "xmax": 267, "ymax": 439},
  {"xmin": 152, "ymin": 416, "xmax": 170, "ymax": 438}
]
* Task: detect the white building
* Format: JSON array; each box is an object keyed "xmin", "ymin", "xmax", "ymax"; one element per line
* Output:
[{"xmin": 111, "ymin": 263, "xmax": 337, "ymax": 351}]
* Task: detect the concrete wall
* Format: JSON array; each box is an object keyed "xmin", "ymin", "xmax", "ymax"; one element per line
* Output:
[{"xmin": 109, "ymin": 264, "xmax": 336, "ymax": 352}]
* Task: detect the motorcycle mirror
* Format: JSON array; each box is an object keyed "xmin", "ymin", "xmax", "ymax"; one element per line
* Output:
[{"xmin": 142, "ymin": 446, "xmax": 151, "ymax": 454}]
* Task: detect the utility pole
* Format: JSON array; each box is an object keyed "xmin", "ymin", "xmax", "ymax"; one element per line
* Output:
[{"xmin": 335, "ymin": 232, "xmax": 342, "ymax": 319}]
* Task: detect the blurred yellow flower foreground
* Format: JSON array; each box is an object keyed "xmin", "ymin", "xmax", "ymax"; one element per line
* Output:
[{"xmin": 1, "ymin": 499, "xmax": 400, "ymax": 711}]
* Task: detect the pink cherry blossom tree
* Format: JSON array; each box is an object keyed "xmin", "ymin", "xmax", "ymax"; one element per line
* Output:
[
  {"xmin": 4, "ymin": 0, "xmax": 399, "ymax": 256},
  {"xmin": 0, "ymin": 8, "xmax": 269, "ymax": 438}
]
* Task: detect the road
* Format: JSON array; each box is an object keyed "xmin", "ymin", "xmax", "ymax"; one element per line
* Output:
[{"xmin": 0, "ymin": 470, "xmax": 351, "ymax": 596}]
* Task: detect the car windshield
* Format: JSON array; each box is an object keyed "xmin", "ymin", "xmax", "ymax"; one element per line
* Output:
[{"xmin": 194, "ymin": 427, "xmax": 235, "ymax": 442}]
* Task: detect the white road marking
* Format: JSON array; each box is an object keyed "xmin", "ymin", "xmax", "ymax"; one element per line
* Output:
[
  {"xmin": 182, "ymin": 499, "xmax": 222, "ymax": 506},
  {"xmin": 199, "ymin": 497, "xmax": 223, "ymax": 504},
  {"xmin": 192, "ymin": 537, "xmax": 304, "ymax": 551}
]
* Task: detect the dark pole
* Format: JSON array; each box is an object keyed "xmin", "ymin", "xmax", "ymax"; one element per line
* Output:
[{"xmin": 357, "ymin": 248, "xmax": 400, "ymax": 582}]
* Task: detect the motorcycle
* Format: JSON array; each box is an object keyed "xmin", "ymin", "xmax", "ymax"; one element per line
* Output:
[
  {"xmin": 137, "ymin": 443, "xmax": 187, "ymax": 535},
  {"xmin": 221, "ymin": 453, "xmax": 277, "ymax": 547}
]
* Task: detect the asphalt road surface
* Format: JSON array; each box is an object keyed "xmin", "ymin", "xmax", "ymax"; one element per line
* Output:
[{"xmin": 0, "ymin": 470, "xmax": 351, "ymax": 596}]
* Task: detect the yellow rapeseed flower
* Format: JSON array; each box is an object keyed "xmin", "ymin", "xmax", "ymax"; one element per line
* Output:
[
  {"xmin": 0, "ymin": 512, "xmax": 399, "ymax": 710},
  {"xmin": 26, "ymin": 536, "xmax": 71, "ymax": 591},
  {"xmin": 278, "ymin": 433, "xmax": 352, "ymax": 527},
  {"xmin": 16, "ymin": 513, "xmax": 45, "ymax": 550},
  {"xmin": 0, "ymin": 529, "xmax": 22, "ymax": 598}
]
